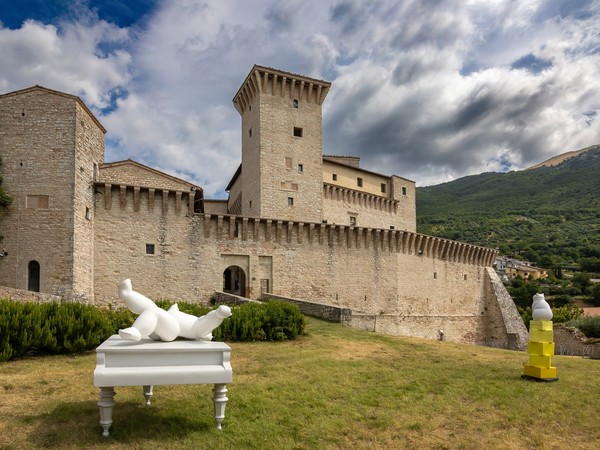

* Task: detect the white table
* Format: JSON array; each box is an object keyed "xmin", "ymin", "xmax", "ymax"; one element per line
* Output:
[{"xmin": 93, "ymin": 335, "xmax": 232, "ymax": 437}]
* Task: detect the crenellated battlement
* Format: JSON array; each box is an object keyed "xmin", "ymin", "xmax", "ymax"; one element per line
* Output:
[
  {"xmin": 323, "ymin": 183, "xmax": 399, "ymax": 213},
  {"xmin": 94, "ymin": 183, "xmax": 496, "ymax": 266},
  {"xmin": 200, "ymin": 213, "xmax": 497, "ymax": 267},
  {"xmin": 233, "ymin": 65, "xmax": 331, "ymax": 114},
  {"xmin": 94, "ymin": 182, "xmax": 197, "ymax": 216}
]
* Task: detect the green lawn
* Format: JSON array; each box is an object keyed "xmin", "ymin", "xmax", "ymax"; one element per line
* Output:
[{"xmin": 1, "ymin": 317, "xmax": 598, "ymax": 449}]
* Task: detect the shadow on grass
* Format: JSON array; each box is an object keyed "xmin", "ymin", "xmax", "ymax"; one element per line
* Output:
[{"xmin": 29, "ymin": 399, "xmax": 211, "ymax": 448}]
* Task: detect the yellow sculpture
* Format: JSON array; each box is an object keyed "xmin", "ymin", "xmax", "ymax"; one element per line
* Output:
[{"xmin": 522, "ymin": 293, "xmax": 558, "ymax": 381}]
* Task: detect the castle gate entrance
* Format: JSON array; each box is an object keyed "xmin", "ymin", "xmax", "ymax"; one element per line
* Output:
[{"xmin": 223, "ymin": 265, "xmax": 246, "ymax": 297}]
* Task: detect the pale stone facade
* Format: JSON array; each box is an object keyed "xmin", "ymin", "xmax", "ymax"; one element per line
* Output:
[
  {"xmin": 0, "ymin": 67, "xmax": 527, "ymax": 348},
  {"xmin": 0, "ymin": 86, "xmax": 104, "ymax": 300}
]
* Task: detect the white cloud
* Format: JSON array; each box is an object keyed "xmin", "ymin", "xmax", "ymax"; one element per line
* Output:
[
  {"xmin": 0, "ymin": 18, "xmax": 131, "ymax": 109},
  {"xmin": 1, "ymin": 0, "xmax": 599, "ymax": 195}
]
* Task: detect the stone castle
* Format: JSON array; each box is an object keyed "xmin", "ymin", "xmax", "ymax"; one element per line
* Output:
[{"xmin": 0, "ymin": 65, "xmax": 527, "ymax": 349}]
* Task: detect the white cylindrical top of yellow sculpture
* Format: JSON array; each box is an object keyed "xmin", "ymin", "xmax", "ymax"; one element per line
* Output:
[{"xmin": 531, "ymin": 293, "xmax": 553, "ymax": 321}]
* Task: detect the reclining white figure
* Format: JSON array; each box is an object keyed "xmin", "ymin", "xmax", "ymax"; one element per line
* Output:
[{"xmin": 118, "ymin": 279, "xmax": 231, "ymax": 342}]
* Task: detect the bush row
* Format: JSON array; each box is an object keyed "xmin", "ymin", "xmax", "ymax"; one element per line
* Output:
[
  {"xmin": 0, "ymin": 299, "xmax": 305, "ymax": 362},
  {"xmin": 566, "ymin": 316, "xmax": 600, "ymax": 339},
  {"xmin": 519, "ymin": 303, "xmax": 584, "ymax": 328},
  {"xmin": 0, "ymin": 300, "xmax": 113, "ymax": 361}
]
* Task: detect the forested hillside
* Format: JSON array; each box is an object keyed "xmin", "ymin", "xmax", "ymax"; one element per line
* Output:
[{"xmin": 416, "ymin": 146, "xmax": 600, "ymax": 273}]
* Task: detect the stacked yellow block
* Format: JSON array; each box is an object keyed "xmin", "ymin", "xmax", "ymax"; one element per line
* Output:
[{"xmin": 523, "ymin": 320, "xmax": 558, "ymax": 380}]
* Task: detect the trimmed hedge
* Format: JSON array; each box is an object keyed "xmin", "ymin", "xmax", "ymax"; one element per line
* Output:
[
  {"xmin": 157, "ymin": 299, "xmax": 306, "ymax": 342},
  {"xmin": 0, "ymin": 299, "xmax": 305, "ymax": 362},
  {"xmin": 0, "ymin": 300, "xmax": 113, "ymax": 361}
]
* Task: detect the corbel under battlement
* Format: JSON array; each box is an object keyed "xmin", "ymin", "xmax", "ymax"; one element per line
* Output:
[
  {"xmin": 323, "ymin": 183, "xmax": 399, "ymax": 213},
  {"xmin": 94, "ymin": 182, "xmax": 196, "ymax": 216},
  {"xmin": 200, "ymin": 213, "xmax": 498, "ymax": 267}
]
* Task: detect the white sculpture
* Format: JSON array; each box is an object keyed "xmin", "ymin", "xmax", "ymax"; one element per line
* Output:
[
  {"xmin": 531, "ymin": 293, "xmax": 553, "ymax": 320},
  {"xmin": 168, "ymin": 303, "xmax": 232, "ymax": 341},
  {"xmin": 118, "ymin": 279, "xmax": 231, "ymax": 342}
]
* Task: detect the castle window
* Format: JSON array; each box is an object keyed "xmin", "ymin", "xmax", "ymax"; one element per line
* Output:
[
  {"xmin": 28, "ymin": 261, "xmax": 40, "ymax": 292},
  {"xmin": 402, "ymin": 187, "xmax": 407, "ymax": 195},
  {"xmin": 85, "ymin": 207, "xmax": 91, "ymax": 220},
  {"xmin": 292, "ymin": 99, "xmax": 299, "ymax": 108},
  {"xmin": 390, "ymin": 225, "xmax": 395, "ymax": 230},
  {"xmin": 357, "ymin": 177, "xmax": 363, "ymax": 187},
  {"xmin": 381, "ymin": 183, "xmax": 386, "ymax": 193},
  {"xmin": 332, "ymin": 174, "xmax": 337, "ymax": 181},
  {"xmin": 287, "ymin": 197, "xmax": 294, "ymax": 206},
  {"xmin": 434, "ymin": 272, "xmax": 438, "ymax": 279},
  {"xmin": 145, "ymin": 244, "xmax": 155, "ymax": 255},
  {"xmin": 464, "ymin": 274, "xmax": 468, "ymax": 281},
  {"xmin": 249, "ymin": 200, "xmax": 252, "ymax": 208},
  {"xmin": 298, "ymin": 164, "xmax": 303, "ymax": 173},
  {"xmin": 349, "ymin": 216, "xmax": 356, "ymax": 226},
  {"xmin": 249, "ymin": 128, "xmax": 252, "ymax": 138},
  {"xmin": 293, "ymin": 127, "xmax": 303, "ymax": 137}
]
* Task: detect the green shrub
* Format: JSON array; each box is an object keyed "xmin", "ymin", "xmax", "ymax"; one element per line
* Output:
[
  {"xmin": 566, "ymin": 316, "xmax": 600, "ymax": 338},
  {"xmin": 216, "ymin": 300, "xmax": 305, "ymax": 342},
  {"xmin": 519, "ymin": 306, "xmax": 532, "ymax": 327},
  {"xmin": 0, "ymin": 300, "xmax": 113, "ymax": 361},
  {"xmin": 551, "ymin": 304, "xmax": 584, "ymax": 323},
  {"xmin": 518, "ymin": 304, "xmax": 583, "ymax": 328},
  {"xmin": 151, "ymin": 300, "xmax": 305, "ymax": 342},
  {"xmin": 0, "ymin": 298, "xmax": 305, "ymax": 362},
  {"xmin": 104, "ymin": 307, "xmax": 136, "ymax": 332},
  {"xmin": 548, "ymin": 294, "xmax": 572, "ymax": 308}
]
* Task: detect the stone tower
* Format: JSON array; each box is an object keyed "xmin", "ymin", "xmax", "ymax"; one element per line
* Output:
[
  {"xmin": 0, "ymin": 86, "xmax": 105, "ymax": 301},
  {"xmin": 230, "ymin": 65, "xmax": 331, "ymax": 222}
]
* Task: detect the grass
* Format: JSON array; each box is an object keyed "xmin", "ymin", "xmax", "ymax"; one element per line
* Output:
[{"xmin": 1, "ymin": 317, "xmax": 599, "ymax": 449}]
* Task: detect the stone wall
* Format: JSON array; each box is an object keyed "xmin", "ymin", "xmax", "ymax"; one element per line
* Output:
[
  {"xmin": 554, "ymin": 324, "xmax": 600, "ymax": 359},
  {"xmin": 212, "ymin": 291, "xmax": 260, "ymax": 305},
  {"xmin": 91, "ymin": 184, "xmax": 510, "ymax": 346},
  {"xmin": 261, "ymin": 292, "xmax": 352, "ymax": 322},
  {"xmin": 100, "ymin": 160, "xmax": 197, "ymax": 191},
  {"xmin": 0, "ymin": 285, "xmax": 64, "ymax": 303},
  {"xmin": 322, "ymin": 184, "xmax": 414, "ymax": 231},
  {"xmin": 0, "ymin": 87, "xmax": 104, "ymax": 300},
  {"xmin": 72, "ymin": 101, "xmax": 105, "ymax": 301},
  {"xmin": 234, "ymin": 66, "xmax": 327, "ymax": 223}
]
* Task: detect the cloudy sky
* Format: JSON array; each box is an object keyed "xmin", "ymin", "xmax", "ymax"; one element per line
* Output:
[{"xmin": 1, "ymin": 0, "xmax": 599, "ymax": 198}]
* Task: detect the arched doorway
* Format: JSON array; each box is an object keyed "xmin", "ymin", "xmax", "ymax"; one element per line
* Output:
[
  {"xmin": 28, "ymin": 260, "xmax": 40, "ymax": 292},
  {"xmin": 223, "ymin": 265, "xmax": 246, "ymax": 297}
]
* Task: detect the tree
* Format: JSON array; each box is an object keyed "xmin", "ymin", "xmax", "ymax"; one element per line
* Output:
[
  {"xmin": 572, "ymin": 273, "xmax": 592, "ymax": 296},
  {"xmin": 592, "ymin": 284, "xmax": 600, "ymax": 307}
]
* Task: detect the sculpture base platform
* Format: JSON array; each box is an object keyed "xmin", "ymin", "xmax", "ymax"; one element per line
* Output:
[
  {"xmin": 521, "ymin": 374, "xmax": 559, "ymax": 383},
  {"xmin": 93, "ymin": 335, "xmax": 232, "ymax": 437}
]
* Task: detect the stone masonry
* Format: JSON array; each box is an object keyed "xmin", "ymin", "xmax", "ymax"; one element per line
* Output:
[{"xmin": 0, "ymin": 67, "xmax": 528, "ymax": 348}]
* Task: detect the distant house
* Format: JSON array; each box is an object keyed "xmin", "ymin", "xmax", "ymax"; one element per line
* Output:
[{"xmin": 495, "ymin": 257, "xmax": 548, "ymax": 280}]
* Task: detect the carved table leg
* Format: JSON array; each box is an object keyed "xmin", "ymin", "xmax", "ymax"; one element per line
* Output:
[
  {"xmin": 143, "ymin": 385, "xmax": 153, "ymax": 406},
  {"xmin": 97, "ymin": 387, "xmax": 115, "ymax": 437},
  {"xmin": 212, "ymin": 384, "xmax": 228, "ymax": 430}
]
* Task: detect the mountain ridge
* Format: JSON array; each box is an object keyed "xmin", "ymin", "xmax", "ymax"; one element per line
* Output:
[
  {"xmin": 525, "ymin": 144, "xmax": 600, "ymax": 170},
  {"xmin": 416, "ymin": 145, "xmax": 600, "ymax": 269}
]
